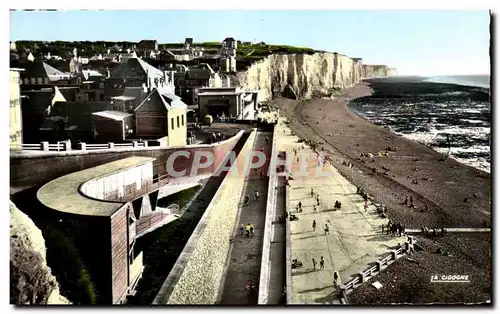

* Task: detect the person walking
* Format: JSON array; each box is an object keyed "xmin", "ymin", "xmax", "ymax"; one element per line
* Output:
[
  {"xmin": 317, "ymin": 195, "xmax": 320, "ymax": 206},
  {"xmin": 311, "ymin": 188, "xmax": 314, "ymax": 198},
  {"xmin": 245, "ymin": 223, "xmax": 251, "ymax": 238},
  {"xmin": 239, "ymin": 223, "xmax": 245, "ymax": 236},
  {"xmin": 250, "ymin": 224, "xmax": 255, "ymax": 238},
  {"xmin": 333, "ymin": 271, "xmax": 339, "ymax": 287},
  {"xmin": 313, "ymin": 205, "xmax": 317, "ymax": 213},
  {"xmin": 255, "ymin": 189, "xmax": 260, "ymax": 201},
  {"xmin": 312, "ymin": 258, "xmax": 317, "ymax": 270},
  {"xmin": 324, "ymin": 223, "xmax": 330, "ymax": 235},
  {"xmin": 319, "ymin": 256, "xmax": 325, "ymax": 270},
  {"xmin": 298, "ymin": 201, "xmax": 302, "ymax": 212},
  {"xmin": 244, "ymin": 195, "xmax": 250, "ymax": 206},
  {"xmin": 312, "ymin": 220, "xmax": 317, "ymax": 231},
  {"xmin": 364, "ymin": 200, "xmax": 369, "ymax": 212}
]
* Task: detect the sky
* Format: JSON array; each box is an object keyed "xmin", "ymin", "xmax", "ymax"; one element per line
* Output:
[{"xmin": 9, "ymin": 10, "xmax": 491, "ymax": 76}]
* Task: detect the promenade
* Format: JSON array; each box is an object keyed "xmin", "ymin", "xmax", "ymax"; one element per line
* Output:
[
  {"xmin": 275, "ymin": 120, "xmax": 403, "ymax": 304},
  {"xmin": 219, "ymin": 132, "xmax": 273, "ymax": 304}
]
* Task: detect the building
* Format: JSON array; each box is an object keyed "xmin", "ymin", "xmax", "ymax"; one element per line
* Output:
[
  {"xmin": 219, "ymin": 56, "xmax": 237, "ymax": 73},
  {"xmin": 20, "ymin": 88, "xmax": 55, "ymax": 142},
  {"xmin": 19, "ymin": 61, "xmax": 73, "ymax": 86},
  {"xmin": 91, "ymin": 111, "xmax": 135, "ymax": 142},
  {"xmin": 10, "ymin": 69, "xmax": 24, "ymax": 149},
  {"xmin": 134, "ymin": 88, "xmax": 187, "ymax": 146},
  {"xmin": 46, "ymin": 100, "xmax": 113, "ymax": 142},
  {"xmin": 197, "ymin": 87, "xmax": 259, "ymax": 120},
  {"xmin": 137, "ymin": 40, "xmax": 159, "ymax": 52},
  {"xmin": 220, "ymin": 37, "xmax": 237, "ymax": 73},
  {"xmin": 221, "ymin": 37, "xmax": 237, "ymax": 57},
  {"xmin": 105, "ymin": 58, "xmax": 175, "ymax": 100},
  {"xmin": 184, "ymin": 38, "xmax": 193, "ymax": 51},
  {"xmin": 36, "ymin": 157, "xmax": 175, "ymax": 304}
]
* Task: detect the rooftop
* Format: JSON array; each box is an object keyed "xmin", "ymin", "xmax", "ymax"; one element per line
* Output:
[
  {"xmin": 112, "ymin": 95, "xmax": 136, "ymax": 101},
  {"xmin": 92, "ymin": 110, "xmax": 133, "ymax": 121},
  {"xmin": 198, "ymin": 91, "xmax": 244, "ymax": 96},
  {"xmin": 37, "ymin": 156, "xmax": 156, "ymax": 217}
]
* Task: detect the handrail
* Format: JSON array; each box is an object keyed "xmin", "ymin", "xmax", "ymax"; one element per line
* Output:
[
  {"xmin": 258, "ymin": 126, "xmax": 279, "ymax": 304},
  {"xmin": 342, "ymin": 240, "xmax": 415, "ymax": 294},
  {"xmin": 136, "ymin": 211, "xmax": 172, "ymax": 237},
  {"xmin": 111, "ymin": 175, "xmax": 170, "ymax": 202}
]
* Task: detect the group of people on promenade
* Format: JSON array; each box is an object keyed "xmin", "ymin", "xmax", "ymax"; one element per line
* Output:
[
  {"xmin": 311, "ymin": 256, "xmax": 325, "ymax": 271},
  {"xmin": 243, "ymin": 189, "xmax": 261, "ymax": 206},
  {"xmin": 383, "ymin": 219, "xmax": 406, "ymax": 237},
  {"xmin": 311, "ymin": 220, "xmax": 331, "ymax": 235},
  {"xmin": 312, "ymin": 257, "xmax": 341, "ymax": 287}
]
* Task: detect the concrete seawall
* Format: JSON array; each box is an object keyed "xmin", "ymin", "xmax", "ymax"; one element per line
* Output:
[
  {"xmin": 152, "ymin": 130, "xmax": 257, "ymax": 304},
  {"xmin": 257, "ymin": 125, "xmax": 279, "ymax": 304},
  {"xmin": 10, "ymin": 131, "xmax": 245, "ymax": 192}
]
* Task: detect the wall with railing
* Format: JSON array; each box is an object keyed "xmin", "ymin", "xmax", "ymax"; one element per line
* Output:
[
  {"xmin": 338, "ymin": 238, "xmax": 416, "ymax": 302},
  {"xmin": 10, "ymin": 130, "xmax": 246, "ymax": 191},
  {"xmin": 257, "ymin": 125, "xmax": 279, "ymax": 304},
  {"xmin": 15, "ymin": 140, "xmax": 149, "ymax": 152},
  {"xmin": 135, "ymin": 210, "xmax": 175, "ymax": 238}
]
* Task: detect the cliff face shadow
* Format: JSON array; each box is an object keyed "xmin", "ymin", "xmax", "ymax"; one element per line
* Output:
[
  {"xmin": 292, "ymin": 268, "xmax": 317, "ymax": 276},
  {"xmin": 313, "ymin": 290, "xmax": 338, "ymax": 304},
  {"xmin": 297, "ymin": 285, "xmax": 332, "ymax": 294}
]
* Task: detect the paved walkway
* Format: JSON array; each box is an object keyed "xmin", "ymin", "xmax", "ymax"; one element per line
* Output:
[
  {"xmin": 219, "ymin": 132, "xmax": 272, "ymax": 305},
  {"xmin": 275, "ymin": 120, "xmax": 404, "ymax": 304}
]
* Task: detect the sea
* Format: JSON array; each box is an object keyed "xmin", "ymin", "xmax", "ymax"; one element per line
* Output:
[{"xmin": 350, "ymin": 75, "xmax": 491, "ymax": 173}]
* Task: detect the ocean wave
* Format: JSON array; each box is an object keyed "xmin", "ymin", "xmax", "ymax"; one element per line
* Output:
[{"xmin": 350, "ymin": 83, "xmax": 490, "ymax": 173}]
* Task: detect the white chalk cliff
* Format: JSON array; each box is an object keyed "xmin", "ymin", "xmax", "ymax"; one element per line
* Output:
[{"xmin": 236, "ymin": 52, "xmax": 392, "ymax": 101}]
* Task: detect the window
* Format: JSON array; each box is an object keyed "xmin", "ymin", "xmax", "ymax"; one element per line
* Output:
[
  {"xmin": 181, "ymin": 115, "xmax": 185, "ymax": 126},
  {"xmin": 171, "ymin": 118, "xmax": 174, "ymax": 130},
  {"xmin": 177, "ymin": 116, "xmax": 180, "ymax": 128}
]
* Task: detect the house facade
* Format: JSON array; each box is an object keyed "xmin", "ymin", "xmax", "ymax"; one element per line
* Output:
[
  {"xmin": 197, "ymin": 87, "xmax": 259, "ymax": 120},
  {"xmin": 221, "ymin": 37, "xmax": 237, "ymax": 57},
  {"xmin": 91, "ymin": 110, "xmax": 135, "ymax": 142},
  {"xmin": 105, "ymin": 58, "xmax": 175, "ymax": 100},
  {"xmin": 134, "ymin": 88, "xmax": 187, "ymax": 147},
  {"xmin": 137, "ymin": 40, "xmax": 159, "ymax": 52},
  {"xmin": 20, "ymin": 61, "xmax": 73, "ymax": 86}
]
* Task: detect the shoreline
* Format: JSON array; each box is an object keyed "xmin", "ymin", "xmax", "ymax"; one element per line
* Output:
[
  {"xmin": 275, "ymin": 82, "xmax": 491, "ymax": 229},
  {"xmin": 346, "ymin": 80, "xmax": 491, "ymax": 174},
  {"xmin": 347, "ymin": 100, "xmax": 491, "ymax": 175}
]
